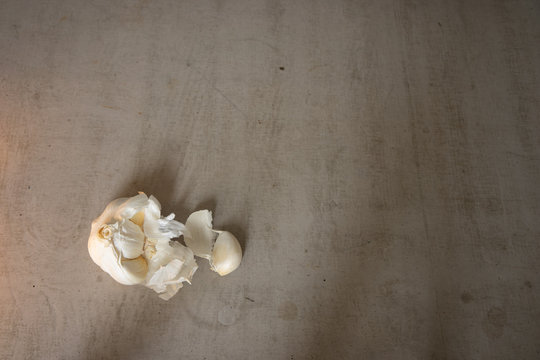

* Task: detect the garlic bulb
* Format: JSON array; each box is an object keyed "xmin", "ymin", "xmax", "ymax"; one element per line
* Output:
[
  {"xmin": 88, "ymin": 193, "xmax": 242, "ymax": 300},
  {"xmin": 88, "ymin": 193, "xmax": 197, "ymax": 298},
  {"xmin": 184, "ymin": 210, "xmax": 243, "ymax": 276}
]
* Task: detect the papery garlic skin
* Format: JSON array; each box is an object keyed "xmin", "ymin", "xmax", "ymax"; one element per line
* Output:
[
  {"xmin": 210, "ymin": 231, "xmax": 242, "ymax": 276},
  {"xmin": 184, "ymin": 210, "xmax": 216, "ymax": 259},
  {"xmin": 145, "ymin": 240, "xmax": 198, "ymax": 300}
]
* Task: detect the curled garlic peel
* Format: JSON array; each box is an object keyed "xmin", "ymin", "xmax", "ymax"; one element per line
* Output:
[{"xmin": 88, "ymin": 193, "xmax": 242, "ymax": 300}]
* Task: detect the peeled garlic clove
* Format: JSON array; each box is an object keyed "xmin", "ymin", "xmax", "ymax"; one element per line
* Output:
[
  {"xmin": 210, "ymin": 231, "xmax": 242, "ymax": 276},
  {"xmin": 184, "ymin": 210, "xmax": 217, "ymax": 259}
]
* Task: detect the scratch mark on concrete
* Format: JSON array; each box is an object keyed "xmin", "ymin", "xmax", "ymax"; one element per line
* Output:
[{"xmin": 189, "ymin": 67, "xmax": 251, "ymax": 122}]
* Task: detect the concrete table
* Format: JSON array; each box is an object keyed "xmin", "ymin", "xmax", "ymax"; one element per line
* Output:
[{"xmin": 1, "ymin": 1, "xmax": 539, "ymax": 359}]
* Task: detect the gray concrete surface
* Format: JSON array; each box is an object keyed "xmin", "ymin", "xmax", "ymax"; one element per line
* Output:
[{"xmin": 1, "ymin": 0, "xmax": 539, "ymax": 359}]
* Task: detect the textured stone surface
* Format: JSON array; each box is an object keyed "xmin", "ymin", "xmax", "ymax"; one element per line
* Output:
[{"xmin": 1, "ymin": 1, "xmax": 539, "ymax": 359}]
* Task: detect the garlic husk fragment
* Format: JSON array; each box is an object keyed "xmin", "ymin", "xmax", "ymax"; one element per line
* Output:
[
  {"xmin": 184, "ymin": 210, "xmax": 216, "ymax": 259},
  {"xmin": 143, "ymin": 195, "xmax": 185, "ymax": 240},
  {"xmin": 210, "ymin": 231, "xmax": 242, "ymax": 276},
  {"xmin": 145, "ymin": 240, "xmax": 198, "ymax": 300},
  {"xmin": 184, "ymin": 210, "xmax": 242, "ymax": 276},
  {"xmin": 88, "ymin": 193, "xmax": 197, "ymax": 299}
]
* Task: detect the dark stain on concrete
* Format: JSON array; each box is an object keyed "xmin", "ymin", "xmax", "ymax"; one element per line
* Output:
[
  {"xmin": 482, "ymin": 307, "xmax": 507, "ymax": 339},
  {"xmin": 460, "ymin": 292, "xmax": 473, "ymax": 304},
  {"xmin": 278, "ymin": 301, "xmax": 298, "ymax": 321}
]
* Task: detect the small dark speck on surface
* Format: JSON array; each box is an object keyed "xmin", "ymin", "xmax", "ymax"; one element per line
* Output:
[
  {"xmin": 461, "ymin": 292, "xmax": 473, "ymax": 304},
  {"xmin": 438, "ymin": 22, "xmax": 442, "ymax": 27},
  {"xmin": 525, "ymin": 281, "xmax": 532, "ymax": 288},
  {"xmin": 245, "ymin": 297, "xmax": 255, "ymax": 302},
  {"xmin": 279, "ymin": 66, "xmax": 284, "ymax": 70},
  {"xmin": 19, "ymin": 213, "xmax": 22, "ymax": 216},
  {"xmin": 27, "ymin": 186, "xmax": 31, "ymax": 189},
  {"xmin": 323, "ymin": 279, "xmax": 326, "ymax": 282},
  {"xmin": 32, "ymin": 285, "xmax": 35, "ymax": 288}
]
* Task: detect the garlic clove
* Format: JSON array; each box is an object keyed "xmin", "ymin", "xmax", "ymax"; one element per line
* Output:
[
  {"xmin": 113, "ymin": 219, "xmax": 145, "ymax": 259},
  {"xmin": 130, "ymin": 210, "xmax": 145, "ymax": 228},
  {"xmin": 144, "ymin": 238, "xmax": 157, "ymax": 260},
  {"xmin": 88, "ymin": 229, "xmax": 147, "ymax": 285},
  {"xmin": 210, "ymin": 231, "xmax": 242, "ymax": 276},
  {"xmin": 114, "ymin": 193, "xmax": 149, "ymax": 221},
  {"xmin": 119, "ymin": 256, "xmax": 148, "ymax": 284},
  {"xmin": 184, "ymin": 210, "xmax": 217, "ymax": 259},
  {"xmin": 143, "ymin": 195, "xmax": 165, "ymax": 239},
  {"xmin": 144, "ymin": 195, "xmax": 162, "ymax": 222}
]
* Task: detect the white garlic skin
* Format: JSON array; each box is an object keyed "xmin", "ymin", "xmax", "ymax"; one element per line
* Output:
[
  {"xmin": 210, "ymin": 231, "xmax": 242, "ymax": 276},
  {"xmin": 184, "ymin": 210, "xmax": 216, "ymax": 259}
]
